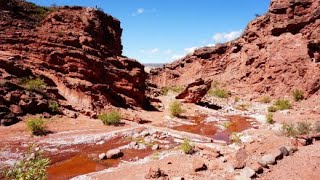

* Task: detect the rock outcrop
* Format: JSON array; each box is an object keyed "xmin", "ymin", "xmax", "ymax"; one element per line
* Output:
[
  {"xmin": 0, "ymin": 0, "xmax": 149, "ymax": 124},
  {"xmin": 150, "ymin": 0, "xmax": 320, "ymax": 98},
  {"xmin": 176, "ymin": 78, "xmax": 212, "ymax": 103}
]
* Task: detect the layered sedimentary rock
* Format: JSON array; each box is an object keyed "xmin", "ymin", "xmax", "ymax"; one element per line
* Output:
[
  {"xmin": 176, "ymin": 78, "xmax": 212, "ymax": 103},
  {"xmin": 150, "ymin": 0, "xmax": 320, "ymax": 98},
  {"xmin": 0, "ymin": 0, "xmax": 149, "ymax": 124}
]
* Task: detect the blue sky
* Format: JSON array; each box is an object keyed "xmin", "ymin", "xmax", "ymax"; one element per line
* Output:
[{"xmin": 29, "ymin": 0, "xmax": 271, "ymax": 64}]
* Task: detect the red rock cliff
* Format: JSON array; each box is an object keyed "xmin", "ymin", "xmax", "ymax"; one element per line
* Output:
[
  {"xmin": 0, "ymin": 0, "xmax": 149, "ymax": 123},
  {"xmin": 150, "ymin": 0, "xmax": 320, "ymax": 98}
]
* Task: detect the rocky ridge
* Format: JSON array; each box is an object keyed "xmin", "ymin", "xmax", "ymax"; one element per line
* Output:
[
  {"xmin": 0, "ymin": 0, "xmax": 150, "ymax": 124},
  {"xmin": 150, "ymin": 0, "xmax": 320, "ymax": 98}
]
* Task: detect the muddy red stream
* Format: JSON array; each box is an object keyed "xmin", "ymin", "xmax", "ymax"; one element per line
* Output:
[
  {"xmin": 172, "ymin": 115, "xmax": 253, "ymax": 142},
  {"xmin": 46, "ymin": 137, "xmax": 153, "ymax": 180}
]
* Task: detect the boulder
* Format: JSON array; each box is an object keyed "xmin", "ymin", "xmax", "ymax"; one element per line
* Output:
[
  {"xmin": 193, "ymin": 160, "xmax": 208, "ymax": 172},
  {"xmin": 239, "ymin": 167, "xmax": 256, "ymax": 178},
  {"xmin": 98, "ymin": 153, "xmax": 106, "ymax": 160},
  {"xmin": 106, "ymin": 148, "xmax": 123, "ymax": 159},
  {"xmin": 279, "ymin": 146, "xmax": 289, "ymax": 156},
  {"xmin": 259, "ymin": 154, "xmax": 276, "ymax": 167},
  {"xmin": 176, "ymin": 78, "xmax": 212, "ymax": 103}
]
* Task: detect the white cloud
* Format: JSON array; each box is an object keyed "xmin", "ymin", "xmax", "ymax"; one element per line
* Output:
[
  {"xmin": 137, "ymin": 8, "xmax": 144, "ymax": 14},
  {"xmin": 184, "ymin": 47, "xmax": 197, "ymax": 54},
  {"xmin": 164, "ymin": 49, "xmax": 173, "ymax": 54},
  {"xmin": 151, "ymin": 48, "xmax": 159, "ymax": 54},
  {"xmin": 206, "ymin": 43, "xmax": 216, "ymax": 47},
  {"xmin": 212, "ymin": 30, "xmax": 242, "ymax": 43},
  {"xmin": 171, "ymin": 54, "xmax": 185, "ymax": 61},
  {"xmin": 132, "ymin": 8, "xmax": 145, "ymax": 16}
]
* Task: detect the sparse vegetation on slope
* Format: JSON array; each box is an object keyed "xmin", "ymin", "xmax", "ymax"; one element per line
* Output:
[
  {"xmin": 98, "ymin": 111, "xmax": 121, "ymax": 126},
  {"xmin": 169, "ymin": 101, "xmax": 183, "ymax": 117},
  {"xmin": 260, "ymin": 96, "xmax": 271, "ymax": 103},
  {"xmin": 266, "ymin": 113, "xmax": 274, "ymax": 124},
  {"xmin": 21, "ymin": 77, "xmax": 46, "ymax": 91},
  {"xmin": 161, "ymin": 86, "xmax": 183, "ymax": 95},
  {"xmin": 292, "ymin": 89, "xmax": 304, "ymax": 102},
  {"xmin": 180, "ymin": 139, "xmax": 194, "ymax": 154},
  {"xmin": 27, "ymin": 118, "xmax": 48, "ymax": 136},
  {"xmin": 3, "ymin": 145, "xmax": 50, "ymax": 180},
  {"xmin": 208, "ymin": 88, "xmax": 230, "ymax": 98}
]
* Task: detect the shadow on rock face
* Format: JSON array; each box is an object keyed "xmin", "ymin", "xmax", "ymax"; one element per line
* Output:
[{"xmin": 196, "ymin": 101, "xmax": 222, "ymax": 110}]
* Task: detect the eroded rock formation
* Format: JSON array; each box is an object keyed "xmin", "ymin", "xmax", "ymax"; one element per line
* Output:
[
  {"xmin": 150, "ymin": 0, "xmax": 320, "ymax": 98},
  {"xmin": 0, "ymin": 0, "xmax": 149, "ymax": 124},
  {"xmin": 176, "ymin": 78, "xmax": 212, "ymax": 103}
]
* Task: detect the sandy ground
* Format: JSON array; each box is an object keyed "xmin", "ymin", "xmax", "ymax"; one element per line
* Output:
[{"xmin": 0, "ymin": 93, "xmax": 320, "ymax": 180}]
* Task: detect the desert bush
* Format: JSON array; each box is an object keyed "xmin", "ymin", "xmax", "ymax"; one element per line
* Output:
[
  {"xmin": 314, "ymin": 121, "xmax": 320, "ymax": 133},
  {"xmin": 234, "ymin": 96, "xmax": 240, "ymax": 103},
  {"xmin": 268, "ymin": 106, "xmax": 278, "ymax": 112},
  {"xmin": 222, "ymin": 121, "xmax": 232, "ymax": 129},
  {"xmin": 266, "ymin": 113, "xmax": 274, "ymax": 124},
  {"xmin": 22, "ymin": 78, "xmax": 46, "ymax": 91},
  {"xmin": 274, "ymin": 99, "xmax": 291, "ymax": 110},
  {"xmin": 180, "ymin": 139, "xmax": 194, "ymax": 154},
  {"xmin": 229, "ymin": 132, "xmax": 242, "ymax": 143},
  {"xmin": 281, "ymin": 122, "xmax": 297, "ymax": 137},
  {"xmin": 98, "ymin": 111, "xmax": 121, "ymax": 126},
  {"xmin": 27, "ymin": 118, "xmax": 47, "ymax": 136},
  {"xmin": 292, "ymin": 89, "xmax": 304, "ymax": 102},
  {"xmin": 161, "ymin": 86, "xmax": 183, "ymax": 95},
  {"xmin": 208, "ymin": 88, "xmax": 230, "ymax": 98},
  {"xmin": 3, "ymin": 145, "xmax": 50, "ymax": 180},
  {"xmin": 169, "ymin": 101, "xmax": 183, "ymax": 117},
  {"xmin": 260, "ymin": 96, "xmax": 271, "ymax": 103},
  {"xmin": 49, "ymin": 101, "xmax": 59, "ymax": 113},
  {"xmin": 235, "ymin": 103, "xmax": 251, "ymax": 111},
  {"xmin": 296, "ymin": 121, "xmax": 312, "ymax": 135}
]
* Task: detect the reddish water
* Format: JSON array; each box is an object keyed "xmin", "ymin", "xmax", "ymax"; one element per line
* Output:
[
  {"xmin": 173, "ymin": 115, "xmax": 219, "ymax": 136},
  {"xmin": 172, "ymin": 115, "xmax": 253, "ymax": 142},
  {"xmin": 46, "ymin": 137, "xmax": 153, "ymax": 180}
]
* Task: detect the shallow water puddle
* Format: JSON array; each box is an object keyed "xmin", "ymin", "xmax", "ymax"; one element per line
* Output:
[
  {"xmin": 46, "ymin": 137, "xmax": 153, "ymax": 180},
  {"xmin": 172, "ymin": 115, "xmax": 253, "ymax": 142}
]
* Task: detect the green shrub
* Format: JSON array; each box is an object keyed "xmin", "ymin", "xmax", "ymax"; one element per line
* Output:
[
  {"xmin": 268, "ymin": 106, "xmax": 278, "ymax": 112},
  {"xmin": 274, "ymin": 99, "xmax": 291, "ymax": 110},
  {"xmin": 281, "ymin": 122, "xmax": 297, "ymax": 137},
  {"xmin": 296, "ymin": 121, "xmax": 312, "ymax": 135},
  {"xmin": 161, "ymin": 86, "xmax": 183, "ymax": 95},
  {"xmin": 169, "ymin": 101, "xmax": 183, "ymax": 117},
  {"xmin": 229, "ymin": 132, "xmax": 242, "ymax": 143},
  {"xmin": 260, "ymin": 96, "xmax": 271, "ymax": 103},
  {"xmin": 22, "ymin": 78, "xmax": 46, "ymax": 91},
  {"xmin": 49, "ymin": 101, "xmax": 59, "ymax": 113},
  {"xmin": 266, "ymin": 113, "xmax": 274, "ymax": 124},
  {"xmin": 180, "ymin": 139, "xmax": 194, "ymax": 154},
  {"xmin": 292, "ymin": 89, "xmax": 304, "ymax": 102},
  {"xmin": 314, "ymin": 122, "xmax": 320, "ymax": 133},
  {"xmin": 208, "ymin": 88, "xmax": 230, "ymax": 98},
  {"xmin": 235, "ymin": 103, "xmax": 251, "ymax": 111},
  {"xmin": 27, "ymin": 118, "xmax": 47, "ymax": 136},
  {"xmin": 98, "ymin": 111, "xmax": 121, "ymax": 126},
  {"xmin": 3, "ymin": 145, "xmax": 50, "ymax": 180}
]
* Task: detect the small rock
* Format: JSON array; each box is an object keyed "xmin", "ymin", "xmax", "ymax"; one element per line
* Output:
[
  {"xmin": 193, "ymin": 160, "xmax": 208, "ymax": 172},
  {"xmin": 172, "ymin": 177, "xmax": 184, "ymax": 180},
  {"xmin": 138, "ymin": 143, "xmax": 147, "ymax": 150},
  {"xmin": 248, "ymin": 162, "xmax": 263, "ymax": 174},
  {"xmin": 271, "ymin": 149, "xmax": 283, "ymax": 161},
  {"xmin": 279, "ymin": 146, "xmax": 289, "ymax": 156},
  {"xmin": 129, "ymin": 141, "xmax": 138, "ymax": 148},
  {"xmin": 106, "ymin": 148, "xmax": 123, "ymax": 159},
  {"xmin": 224, "ymin": 164, "xmax": 235, "ymax": 173},
  {"xmin": 145, "ymin": 168, "xmax": 167, "ymax": 179},
  {"xmin": 285, "ymin": 146, "xmax": 298, "ymax": 156},
  {"xmin": 140, "ymin": 130, "xmax": 150, "ymax": 137},
  {"xmin": 152, "ymin": 144, "xmax": 160, "ymax": 150},
  {"xmin": 9, "ymin": 105, "xmax": 23, "ymax": 115},
  {"xmin": 98, "ymin": 153, "xmax": 106, "ymax": 160},
  {"xmin": 240, "ymin": 167, "xmax": 256, "ymax": 178},
  {"xmin": 259, "ymin": 154, "xmax": 276, "ymax": 167}
]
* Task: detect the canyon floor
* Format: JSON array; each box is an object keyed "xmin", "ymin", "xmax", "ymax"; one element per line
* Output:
[{"xmin": 1, "ymin": 92, "xmax": 319, "ymax": 180}]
